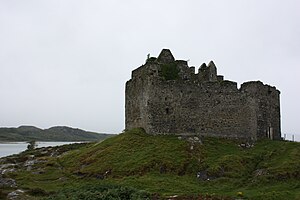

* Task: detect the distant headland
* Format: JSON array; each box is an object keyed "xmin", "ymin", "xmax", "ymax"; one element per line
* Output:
[{"xmin": 0, "ymin": 126, "xmax": 113, "ymax": 142}]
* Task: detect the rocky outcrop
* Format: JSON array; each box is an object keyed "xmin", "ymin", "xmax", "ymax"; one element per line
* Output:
[
  {"xmin": 0, "ymin": 177, "xmax": 16, "ymax": 188},
  {"xmin": 7, "ymin": 189, "xmax": 25, "ymax": 200},
  {"xmin": 0, "ymin": 143, "xmax": 88, "ymax": 199}
]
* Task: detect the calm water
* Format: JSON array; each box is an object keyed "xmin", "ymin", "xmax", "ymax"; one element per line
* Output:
[{"xmin": 0, "ymin": 141, "xmax": 78, "ymax": 158}]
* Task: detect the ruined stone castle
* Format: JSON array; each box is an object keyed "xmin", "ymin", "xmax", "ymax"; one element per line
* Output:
[{"xmin": 125, "ymin": 49, "xmax": 281, "ymax": 140}]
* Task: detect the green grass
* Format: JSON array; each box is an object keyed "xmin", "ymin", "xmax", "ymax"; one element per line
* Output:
[
  {"xmin": 4, "ymin": 128, "xmax": 300, "ymax": 199},
  {"xmin": 60, "ymin": 128, "xmax": 192, "ymax": 177}
]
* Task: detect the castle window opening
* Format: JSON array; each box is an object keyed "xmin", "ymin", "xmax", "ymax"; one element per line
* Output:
[
  {"xmin": 268, "ymin": 90, "xmax": 272, "ymax": 94},
  {"xmin": 166, "ymin": 108, "xmax": 170, "ymax": 114}
]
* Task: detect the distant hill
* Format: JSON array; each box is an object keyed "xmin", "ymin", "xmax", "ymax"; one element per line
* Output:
[{"xmin": 0, "ymin": 126, "xmax": 113, "ymax": 141}]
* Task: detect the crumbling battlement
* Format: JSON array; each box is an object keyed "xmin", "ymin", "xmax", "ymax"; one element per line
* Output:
[{"xmin": 125, "ymin": 49, "xmax": 281, "ymax": 140}]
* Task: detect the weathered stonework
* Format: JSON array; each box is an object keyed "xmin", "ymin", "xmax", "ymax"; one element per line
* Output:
[{"xmin": 125, "ymin": 49, "xmax": 281, "ymax": 140}]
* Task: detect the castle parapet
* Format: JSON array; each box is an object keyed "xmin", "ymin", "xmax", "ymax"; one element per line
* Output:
[
  {"xmin": 197, "ymin": 61, "xmax": 218, "ymax": 82},
  {"xmin": 156, "ymin": 49, "xmax": 175, "ymax": 64},
  {"xmin": 241, "ymin": 81, "xmax": 280, "ymax": 97},
  {"xmin": 217, "ymin": 75, "xmax": 224, "ymax": 81},
  {"xmin": 132, "ymin": 49, "xmax": 225, "ymax": 84},
  {"xmin": 220, "ymin": 80, "xmax": 238, "ymax": 92}
]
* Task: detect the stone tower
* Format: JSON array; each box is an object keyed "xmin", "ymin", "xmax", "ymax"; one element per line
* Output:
[{"xmin": 125, "ymin": 49, "xmax": 281, "ymax": 140}]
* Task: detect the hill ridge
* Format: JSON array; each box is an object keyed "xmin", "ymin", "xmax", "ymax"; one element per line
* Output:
[{"xmin": 0, "ymin": 126, "xmax": 113, "ymax": 142}]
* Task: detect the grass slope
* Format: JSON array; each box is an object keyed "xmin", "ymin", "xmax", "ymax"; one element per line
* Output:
[{"xmin": 4, "ymin": 128, "xmax": 300, "ymax": 199}]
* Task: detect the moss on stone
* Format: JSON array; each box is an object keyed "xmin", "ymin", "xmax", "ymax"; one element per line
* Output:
[
  {"xmin": 146, "ymin": 57, "xmax": 157, "ymax": 62},
  {"xmin": 160, "ymin": 62, "xmax": 180, "ymax": 80}
]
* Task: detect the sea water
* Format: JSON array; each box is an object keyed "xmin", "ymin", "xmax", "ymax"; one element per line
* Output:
[{"xmin": 0, "ymin": 141, "xmax": 78, "ymax": 158}]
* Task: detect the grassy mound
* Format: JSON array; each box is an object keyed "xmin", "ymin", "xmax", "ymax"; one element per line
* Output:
[
  {"xmin": 4, "ymin": 128, "xmax": 300, "ymax": 199},
  {"xmin": 61, "ymin": 128, "xmax": 194, "ymax": 177}
]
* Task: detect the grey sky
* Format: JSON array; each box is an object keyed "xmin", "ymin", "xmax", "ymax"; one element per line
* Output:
[{"xmin": 0, "ymin": 0, "xmax": 299, "ymax": 140}]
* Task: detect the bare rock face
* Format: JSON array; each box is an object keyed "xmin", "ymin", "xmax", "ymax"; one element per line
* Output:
[
  {"xmin": 0, "ymin": 163, "xmax": 17, "ymax": 175},
  {"xmin": 7, "ymin": 189, "xmax": 25, "ymax": 200},
  {"xmin": 0, "ymin": 177, "xmax": 17, "ymax": 188},
  {"xmin": 126, "ymin": 49, "xmax": 281, "ymax": 141}
]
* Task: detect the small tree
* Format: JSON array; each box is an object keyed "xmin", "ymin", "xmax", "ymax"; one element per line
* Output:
[{"xmin": 27, "ymin": 140, "xmax": 36, "ymax": 151}]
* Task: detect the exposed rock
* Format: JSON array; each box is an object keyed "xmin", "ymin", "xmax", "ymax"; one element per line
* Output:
[
  {"xmin": 196, "ymin": 169, "xmax": 224, "ymax": 181},
  {"xmin": 40, "ymin": 150, "xmax": 49, "ymax": 155},
  {"xmin": 187, "ymin": 136, "xmax": 203, "ymax": 145},
  {"xmin": 0, "ymin": 163, "xmax": 17, "ymax": 175},
  {"xmin": 238, "ymin": 142, "xmax": 254, "ymax": 148},
  {"xmin": 24, "ymin": 160, "xmax": 38, "ymax": 171},
  {"xmin": 0, "ymin": 163, "xmax": 16, "ymax": 170},
  {"xmin": 58, "ymin": 177, "xmax": 68, "ymax": 181},
  {"xmin": 24, "ymin": 158, "xmax": 46, "ymax": 171},
  {"xmin": 197, "ymin": 171, "xmax": 209, "ymax": 181},
  {"xmin": 253, "ymin": 169, "xmax": 268, "ymax": 177},
  {"xmin": 1, "ymin": 168, "xmax": 17, "ymax": 175},
  {"xmin": 0, "ymin": 177, "xmax": 17, "ymax": 188},
  {"xmin": 24, "ymin": 160, "xmax": 37, "ymax": 167},
  {"xmin": 95, "ymin": 170, "xmax": 112, "ymax": 179},
  {"xmin": 7, "ymin": 189, "xmax": 24, "ymax": 200}
]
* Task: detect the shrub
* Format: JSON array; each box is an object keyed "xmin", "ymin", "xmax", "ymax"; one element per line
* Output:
[
  {"xmin": 161, "ymin": 63, "xmax": 179, "ymax": 80},
  {"xmin": 27, "ymin": 188, "xmax": 48, "ymax": 196},
  {"xmin": 43, "ymin": 184, "xmax": 151, "ymax": 200}
]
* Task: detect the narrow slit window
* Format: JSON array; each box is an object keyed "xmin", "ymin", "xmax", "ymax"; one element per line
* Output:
[{"xmin": 166, "ymin": 108, "xmax": 170, "ymax": 114}]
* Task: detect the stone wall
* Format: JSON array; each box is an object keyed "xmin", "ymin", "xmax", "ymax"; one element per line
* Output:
[
  {"xmin": 125, "ymin": 49, "xmax": 281, "ymax": 140},
  {"xmin": 241, "ymin": 82, "xmax": 281, "ymax": 140}
]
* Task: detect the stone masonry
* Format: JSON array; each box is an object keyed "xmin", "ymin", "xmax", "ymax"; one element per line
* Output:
[{"xmin": 125, "ymin": 49, "xmax": 281, "ymax": 140}]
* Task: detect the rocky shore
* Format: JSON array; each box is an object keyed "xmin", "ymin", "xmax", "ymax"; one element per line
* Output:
[{"xmin": 0, "ymin": 142, "xmax": 88, "ymax": 199}]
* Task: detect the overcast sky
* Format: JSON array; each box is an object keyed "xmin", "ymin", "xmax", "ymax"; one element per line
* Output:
[{"xmin": 0, "ymin": 0, "xmax": 299, "ymax": 140}]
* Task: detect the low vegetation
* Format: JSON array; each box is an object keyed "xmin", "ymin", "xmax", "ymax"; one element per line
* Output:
[
  {"xmin": 161, "ymin": 62, "xmax": 180, "ymax": 80},
  {"xmin": 1, "ymin": 128, "xmax": 299, "ymax": 199}
]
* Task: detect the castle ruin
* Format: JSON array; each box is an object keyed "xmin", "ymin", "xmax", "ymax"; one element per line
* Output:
[{"xmin": 125, "ymin": 49, "xmax": 281, "ymax": 140}]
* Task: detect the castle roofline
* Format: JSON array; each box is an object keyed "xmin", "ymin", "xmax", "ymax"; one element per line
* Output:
[
  {"xmin": 157, "ymin": 49, "xmax": 175, "ymax": 64},
  {"xmin": 208, "ymin": 61, "xmax": 216, "ymax": 68}
]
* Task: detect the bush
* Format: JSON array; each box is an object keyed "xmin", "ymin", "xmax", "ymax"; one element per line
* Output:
[
  {"xmin": 27, "ymin": 188, "xmax": 48, "ymax": 196},
  {"xmin": 43, "ymin": 184, "xmax": 151, "ymax": 200},
  {"xmin": 0, "ymin": 190, "xmax": 6, "ymax": 199},
  {"xmin": 161, "ymin": 63, "xmax": 179, "ymax": 80}
]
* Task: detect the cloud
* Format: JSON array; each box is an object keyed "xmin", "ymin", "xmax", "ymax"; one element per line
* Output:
[{"xmin": 0, "ymin": 0, "xmax": 299, "ymax": 139}]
